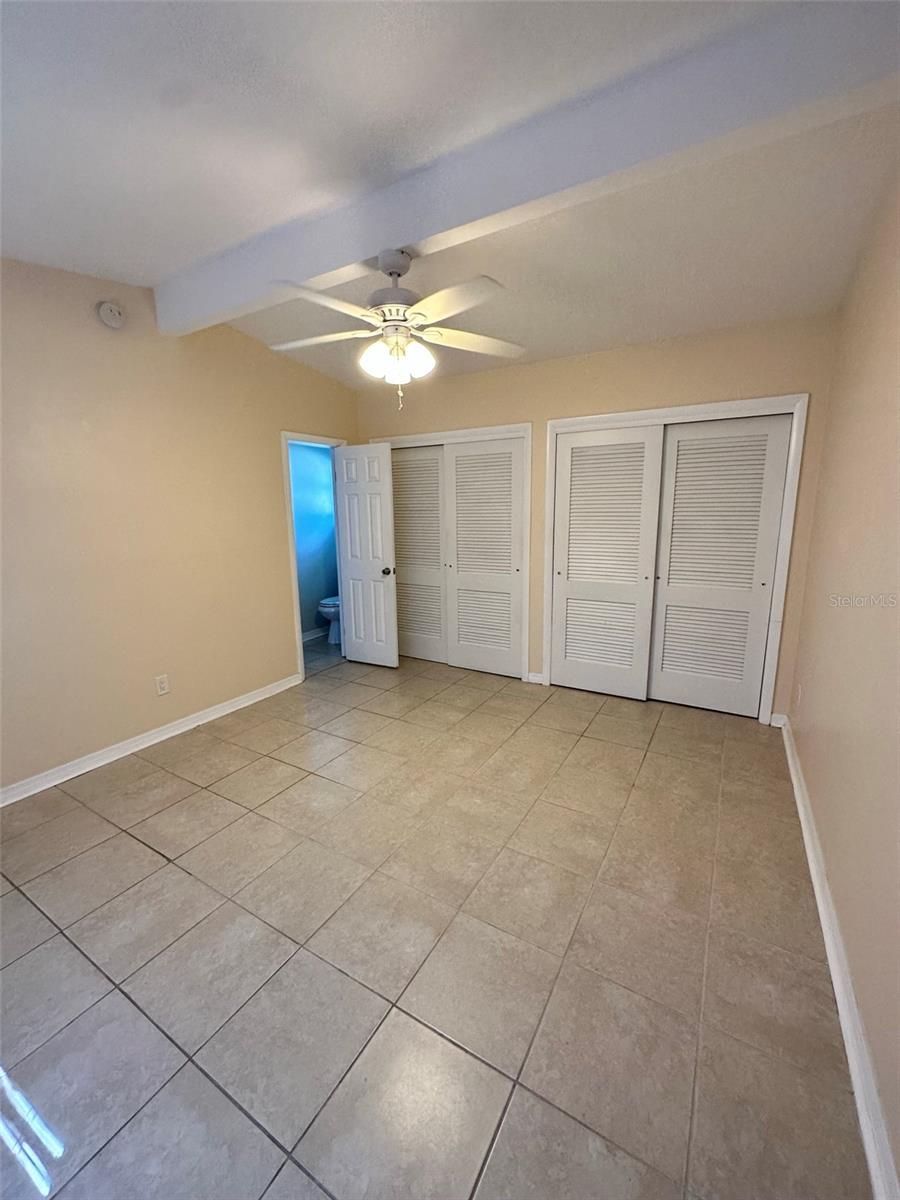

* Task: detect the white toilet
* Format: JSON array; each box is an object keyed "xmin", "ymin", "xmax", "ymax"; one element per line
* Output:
[{"xmin": 317, "ymin": 595, "xmax": 341, "ymax": 645}]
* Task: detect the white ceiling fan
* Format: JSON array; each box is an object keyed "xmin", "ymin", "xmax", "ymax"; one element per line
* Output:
[{"xmin": 269, "ymin": 249, "xmax": 524, "ymax": 403}]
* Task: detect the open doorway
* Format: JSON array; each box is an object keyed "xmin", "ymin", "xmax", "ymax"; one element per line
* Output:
[{"xmin": 281, "ymin": 432, "xmax": 346, "ymax": 679}]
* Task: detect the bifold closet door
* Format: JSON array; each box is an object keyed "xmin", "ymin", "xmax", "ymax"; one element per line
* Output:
[
  {"xmin": 391, "ymin": 445, "xmax": 447, "ymax": 663},
  {"xmin": 445, "ymin": 438, "xmax": 525, "ymax": 676},
  {"xmin": 648, "ymin": 415, "xmax": 791, "ymax": 715},
  {"xmin": 333, "ymin": 443, "xmax": 399, "ymax": 668},
  {"xmin": 550, "ymin": 427, "xmax": 663, "ymax": 697}
]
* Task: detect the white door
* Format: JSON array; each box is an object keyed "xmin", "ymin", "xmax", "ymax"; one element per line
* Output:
[
  {"xmin": 445, "ymin": 438, "xmax": 525, "ymax": 677},
  {"xmin": 333, "ymin": 443, "xmax": 399, "ymax": 667},
  {"xmin": 391, "ymin": 445, "xmax": 447, "ymax": 663},
  {"xmin": 648, "ymin": 415, "xmax": 791, "ymax": 715},
  {"xmin": 550, "ymin": 426, "xmax": 664, "ymax": 697}
]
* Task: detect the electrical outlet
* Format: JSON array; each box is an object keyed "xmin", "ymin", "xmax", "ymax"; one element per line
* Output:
[{"xmin": 155, "ymin": 674, "xmax": 170, "ymax": 697}]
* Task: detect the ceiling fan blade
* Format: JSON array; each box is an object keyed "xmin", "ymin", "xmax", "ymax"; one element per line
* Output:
[
  {"xmin": 416, "ymin": 326, "xmax": 524, "ymax": 358},
  {"xmin": 271, "ymin": 280, "xmax": 381, "ymax": 326},
  {"xmin": 270, "ymin": 328, "xmax": 379, "ymax": 352},
  {"xmin": 406, "ymin": 276, "xmax": 502, "ymax": 326}
]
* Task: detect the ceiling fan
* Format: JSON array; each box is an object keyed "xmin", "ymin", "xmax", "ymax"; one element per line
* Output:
[{"xmin": 268, "ymin": 249, "xmax": 524, "ymax": 405}]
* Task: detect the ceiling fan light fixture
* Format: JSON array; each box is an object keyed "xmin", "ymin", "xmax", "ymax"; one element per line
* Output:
[
  {"xmin": 358, "ymin": 334, "xmax": 435, "ymax": 383},
  {"xmin": 404, "ymin": 339, "xmax": 436, "ymax": 379},
  {"xmin": 359, "ymin": 338, "xmax": 391, "ymax": 379}
]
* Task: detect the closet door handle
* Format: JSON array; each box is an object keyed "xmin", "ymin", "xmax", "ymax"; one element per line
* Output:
[{"xmin": 381, "ymin": 567, "xmax": 392, "ymax": 576}]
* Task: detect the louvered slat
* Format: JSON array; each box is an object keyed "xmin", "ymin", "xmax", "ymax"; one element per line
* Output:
[
  {"xmin": 660, "ymin": 605, "xmax": 750, "ymax": 680},
  {"xmin": 392, "ymin": 456, "xmax": 441, "ymax": 570},
  {"xmin": 397, "ymin": 582, "xmax": 443, "ymax": 638},
  {"xmin": 567, "ymin": 442, "xmax": 645, "ymax": 584},
  {"xmin": 457, "ymin": 589, "xmax": 511, "ymax": 649},
  {"xmin": 667, "ymin": 434, "xmax": 768, "ymax": 589},
  {"xmin": 455, "ymin": 452, "xmax": 513, "ymax": 574},
  {"xmin": 564, "ymin": 598, "xmax": 636, "ymax": 667}
]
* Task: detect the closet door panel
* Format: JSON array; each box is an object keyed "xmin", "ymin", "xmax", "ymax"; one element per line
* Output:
[
  {"xmin": 445, "ymin": 438, "xmax": 525, "ymax": 677},
  {"xmin": 550, "ymin": 427, "xmax": 663, "ymax": 697},
  {"xmin": 648, "ymin": 415, "xmax": 791, "ymax": 715},
  {"xmin": 391, "ymin": 446, "xmax": 447, "ymax": 662}
]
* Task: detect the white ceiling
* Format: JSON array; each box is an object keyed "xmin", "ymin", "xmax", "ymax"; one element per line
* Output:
[
  {"xmin": 1, "ymin": 0, "xmax": 768, "ymax": 284},
  {"xmin": 233, "ymin": 105, "xmax": 899, "ymax": 386}
]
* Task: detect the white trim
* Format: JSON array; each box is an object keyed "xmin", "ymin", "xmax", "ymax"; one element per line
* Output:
[
  {"xmin": 769, "ymin": 711, "xmax": 788, "ymax": 728},
  {"xmin": 527, "ymin": 672, "xmax": 549, "ymax": 686},
  {"xmin": 302, "ymin": 628, "xmax": 328, "ymax": 643},
  {"xmin": 280, "ymin": 431, "xmax": 347, "ymax": 680},
  {"xmin": 0, "ymin": 674, "xmax": 303, "ymax": 808},
  {"xmin": 781, "ymin": 718, "xmax": 899, "ymax": 1200},
  {"xmin": 371, "ymin": 424, "xmax": 532, "ymax": 681},
  {"xmin": 542, "ymin": 394, "xmax": 808, "ymax": 721}
]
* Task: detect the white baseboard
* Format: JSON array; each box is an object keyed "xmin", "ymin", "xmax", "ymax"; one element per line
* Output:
[
  {"xmin": 302, "ymin": 629, "xmax": 327, "ymax": 643},
  {"xmin": 527, "ymin": 672, "xmax": 550, "ymax": 685},
  {"xmin": 0, "ymin": 674, "xmax": 303, "ymax": 808},
  {"xmin": 781, "ymin": 717, "xmax": 899, "ymax": 1200},
  {"xmin": 769, "ymin": 711, "xmax": 787, "ymax": 728}
]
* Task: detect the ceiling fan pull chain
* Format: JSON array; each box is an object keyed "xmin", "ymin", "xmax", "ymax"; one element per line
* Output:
[{"xmin": 397, "ymin": 384, "xmax": 404, "ymax": 411}]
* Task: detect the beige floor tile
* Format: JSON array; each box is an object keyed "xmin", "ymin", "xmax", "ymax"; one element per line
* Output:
[
  {"xmin": 22, "ymin": 832, "xmax": 165, "ymax": 926},
  {"xmin": 477, "ymin": 693, "xmax": 544, "ymax": 724},
  {"xmin": 569, "ymin": 883, "xmax": 706, "ymax": 1019},
  {"xmin": 197, "ymin": 950, "xmax": 388, "ymax": 1146},
  {"xmin": 59, "ymin": 1064, "xmax": 283, "ymax": 1200},
  {"xmin": 357, "ymin": 688, "xmax": 422, "ymax": 717},
  {"xmin": 499, "ymin": 679, "xmax": 556, "ymax": 701},
  {"xmin": 203, "ymin": 708, "xmax": 269, "ymax": 740},
  {"xmin": 319, "ymin": 708, "xmax": 394, "ymax": 742},
  {"xmin": 475, "ymin": 1086, "xmax": 680, "ymax": 1200},
  {"xmin": 600, "ymin": 788, "xmax": 717, "ymax": 915},
  {"xmin": 704, "ymin": 926, "xmax": 847, "ymax": 1081},
  {"xmin": 390, "ymin": 675, "xmax": 453, "ymax": 701},
  {"xmin": 312, "ymin": 795, "xmax": 419, "ymax": 867},
  {"xmin": 58, "ymin": 753, "xmax": 159, "ymax": 803},
  {"xmin": 129, "ymin": 791, "xmax": 245, "ymax": 858},
  {"xmin": 138, "ymin": 729, "xmax": 224, "ymax": 769},
  {"xmin": 401, "ymin": 913, "xmax": 559, "ymax": 1075},
  {"xmin": 79, "ymin": 768, "xmax": 199, "ymax": 828},
  {"xmin": 463, "ymin": 848, "xmax": 591, "ymax": 955},
  {"xmin": 474, "ymin": 745, "xmax": 558, "ymax": 799},
  {"xmin": 176, "ymin": 812, "xmax": 301, "ymax": 895},
  {"xmin": 123, "ymin": 902, "xmax": 293, "ymax": 1052},
  {"xmin": 263, "ymin": 1163, "xmax": 328, "ymax": 1200},
  {"xmin": 633, "ymin": 751, "xmax": 721, "ymax": 805},
  {"xmin": 420, "ymin": 663, "xmax": 470, "ymax": 684},
  {"xmin": 582, "ymin": 712, "xmax": 654, "ymax": 750},
  {"xmin": 721, "ymin": 712, "xmax": 785, "ymax": 746},
  {"xmin": 208, "ymin": 756, "xmax": 305, "ymax": 808},
  {"xmin": 272, "ymin": 729, "xmax": 355, "ymax": 771},
  {"xmin": 308, "ymin": 872, "xmax": 454, "ymax": 1000},
  {"xmin": 167, "ymin": 740, "xmax": 261, "ymax": 787},
  {"xmin": 551, "ymin": 687, "xmax": 609, "ymax": 713},
  {"xmin": 600, "ymin": 697, "xmax": 664, "ymax": 727},
  {"xmin": 0, "ymin": 787, "xmax": 80, "ymax": 842},
  {"xmin": 317, "ymin": 662, "xmax": 377, "ymax": 684},
  {"xmin": 657, "ymin": 704, "xmax": 726, "ymax": 738},
  {"xmin": 235, "ymin": 839, "xmax": 370, "ymax": 942},
  {"xmin": 290, "ymin": 676, "xmax": 344, "ymax": 700},
  {"xmin": 522, "ymin": 960, "xmax": 695, "ymax": 1182},
  {"xmin": 354, "ymin": 665, "xmax": 406, "ymax": 689},
  {"xmin": 363, "ymin": 719, "xmax": 442, "ymax": 758},
  {"xmin": 382, "ymin": 817, "xmax": 499, "ymax": 906},
  {"xmin": 435, "ymin": 780, "xmax": 533, "ymax": 845},
  {"xmin": 459, "ymin": 670, "xmax": 508, "ymax": 693},
  {"xmin": 424, "ymin": 732, "xmax": 498, "ymax": 776},
  {"xmin": 648, "ymin": 725, "xmax": 723, "ymax": 764},
  {"xmin": 690, "ymin": 1028, "xmax": 870, "ymax": 1200},
  {"xmin": 720, "ymin": 772, "xmax": 797, "ymax": 824},
  {"xmin": 505, "ymin": 724, "xmax": 579, "ymax": 765},
  {"xmin": 271, "ymin": 695, "xmax": 350, "ymax": 728},
  {"xmin": 722, "ymin": 737, "xmax": 790, "ymax": 783},
  {"xmin": 315, "ymin": 744, "xmax": 407, "ymax": 792},
  {"xmin": 1, "ymin": 935, "xmax": 111, "ymax": 1065},
  {"xmin": 509, "ymin": 801, "xmax": 614, "ymax": 877},
  {"xmin": 0, "ymin": 876, "xmax": 11, "ymax": 895},
  {"xmin": 541, "ymin": 763, "xmax": 631, "ymax": 822},
  {"xmin": 0, "ymin": 891, "xmax": 56, "ymax": 967},
  {"xmin": 402, "ymin": 699, "xmax": 467, "ymax": 731},
  {"xmin": 297, "ymin": 1010, "xmax": 510, "ymax": 1200},
  {"xmin": 362, "ymin": 762, "xmax": 465, "ymax": 817},
  {"xmin": 69, "ymin": 864, "xmax": 223, "ymax": 980},
  {"xmin": 429, "ymin": 682, "xmax": 488, "ymax": 712},
  {"xmin": 564, "ymin": 737, "xmax": 645, "ymax": 788},
  {"xmin": 527, "ymin": 700, "xmax": 594, "ymax": 735},
  {"xmin": 256, "ymin": 774, "xmax": 360, "ymax": 836},
  {"xmin": 2, "ymin": 806, "xmax": 118, "ymax": 883},
  {"xmin": 327, "ymin": 682, "xmax": 386, "ymax": 709},
  {"xmin": 453, "ymin": 710, "xmax": 520, "ymax": 748},
  {"xmin": 226, "ymin": 717, "xmax": 311, "ymax": 754}
]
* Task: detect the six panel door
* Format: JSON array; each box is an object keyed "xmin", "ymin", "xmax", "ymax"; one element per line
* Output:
[
  {"xmin": 647, "ymin": 415, "xmax": 791, "ymax": 715},
  {"xmin": 550, "ymin": 426, "xmax": 664, "ymax": 697},
  {"xmin": 333, "ymin": 443, "xmax": 399, "ymax": 668},
  {"xmin": 391, "ymin": 445, "xmax": 447, "ymax": 663}
]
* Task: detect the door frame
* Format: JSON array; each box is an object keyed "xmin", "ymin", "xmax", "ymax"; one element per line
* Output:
[
  {"xmin": 280, "ymin": 431, "xmax": 347, "ymax": 682},
  {"xmin": 543, "ymin": 394, "xmax": 808, "ymax": 724},
  {"xmin": 371, "ymin": 423, "xmax": 532, "ymax": 681}
]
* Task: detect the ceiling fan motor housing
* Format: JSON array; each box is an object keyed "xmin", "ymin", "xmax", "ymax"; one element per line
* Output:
[{"xmin": 366, "ymin": 286, "xmax": 419, "ymax": 322}]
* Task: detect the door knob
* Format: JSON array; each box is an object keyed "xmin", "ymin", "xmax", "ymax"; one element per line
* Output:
[{"xmin": 381, "ymin": 567, "xmax": 391, "ymax": 575}]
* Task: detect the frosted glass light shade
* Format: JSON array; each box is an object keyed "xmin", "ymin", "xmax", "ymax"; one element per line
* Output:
[
  {"xmin": 405, "ymin": 339, "xmax": 436, "ymax": 378},
  {"xmin": 359, "ymin": 336, "xmax": 436, "ymax": 383},
  {"xmin": 359, "ymin": 339, "xmax": 390, "ymax": 379}
]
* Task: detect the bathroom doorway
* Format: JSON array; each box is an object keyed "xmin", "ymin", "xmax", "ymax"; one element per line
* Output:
[{"xmin": 281, "ymin": 432, "xmax": 346, "ymax": 679}]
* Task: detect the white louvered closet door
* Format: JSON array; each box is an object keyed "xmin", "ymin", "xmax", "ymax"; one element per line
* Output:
[
  {"xmin": 550, "ymin": 427, "xmax": 664, "ymax": 696},
  {"xmin": 391, "ymin": 446, "xmax": 447, "ymax": 663},
  {"xmin": 648, "ymin": 415, "xmax": 791, "ymax": 715},
  {"xmin": 445, "ymin": 438, "xmax": 525, "ymax": 676}
]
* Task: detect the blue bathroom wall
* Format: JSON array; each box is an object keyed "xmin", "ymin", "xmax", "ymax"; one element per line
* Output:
[{"xmin": 288, "ymin": 442, "xmax": 338, "ymax": 636}]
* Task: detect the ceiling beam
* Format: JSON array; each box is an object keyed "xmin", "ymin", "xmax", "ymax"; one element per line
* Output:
[{"xmin": 154, "ymin": 4, "xmax": 898, "ymax": 335}]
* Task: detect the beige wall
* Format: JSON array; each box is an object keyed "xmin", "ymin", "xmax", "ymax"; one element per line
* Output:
[
  {"xmin": 790, "ymin": 180, "xmax": 900, "ymax": 1162},
  {"xmin": 1, "ymin": 259, "xmax": 357, "ymax": 786},
  {"xmin": 358, "ymin": 313, "xmax": 838, "ymax": 710}
]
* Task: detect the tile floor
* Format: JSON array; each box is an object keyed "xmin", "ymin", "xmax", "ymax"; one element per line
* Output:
[{"xmin": 0, "ymin": 642, "xmax": 870, "ymax": 1200}]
